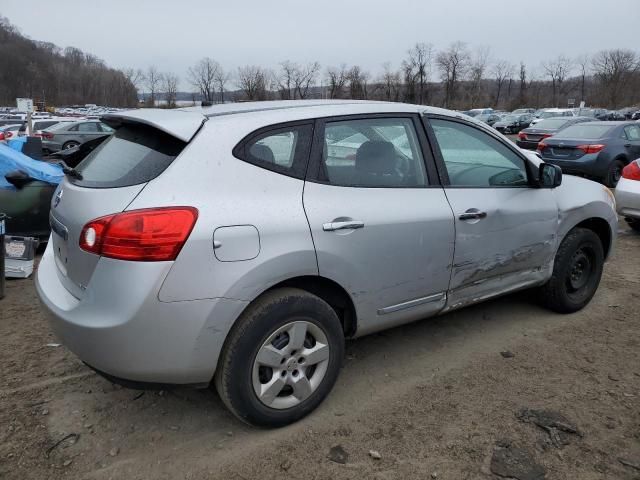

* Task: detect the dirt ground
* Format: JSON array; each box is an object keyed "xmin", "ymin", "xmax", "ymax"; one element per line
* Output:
[{"xmin": 1, "ymin": 221, "xmax": 639, "ymax": 480}]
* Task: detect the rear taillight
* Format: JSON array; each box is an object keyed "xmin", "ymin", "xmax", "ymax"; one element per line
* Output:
[
  {"xmin": 622, "ymin": 160, "xmax": 640, "ymax": 181},
  {"xmin": 537, "ymin": 141, "xmax": 546, "ymax": 152},
  {"xmin": 541, "ymin": 133, "xmax": 552, "ymax": 139},
  {"xmin": 0, "ymin": 132, "xmax": 4, "ymax": 141},
  {"xmin": 79, "ymin": 207, "xmax": 198, "ymax": 261},
  {"xmin": 576, "ymin": 144, "xmax": 605, "ymax": 154},
  {"xmin": 41, "ymin": 132, "xmax": 54, "ymax": 140},
  {"xmin": 5, "ymin": 131, "xmax": 13, "ymax": 139},
  {"xmin": 517, "ymin": 132, "xmax": 526, "ymax": 140}
]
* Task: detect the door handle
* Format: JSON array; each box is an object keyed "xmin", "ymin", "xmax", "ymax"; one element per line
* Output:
[
  {"xmin": 458, "ymin": 211, "xmax": 487, "ymax": 221},
  {"xmin": 323, "ymin": 220, "xmax": 365, "ymax": 231}
]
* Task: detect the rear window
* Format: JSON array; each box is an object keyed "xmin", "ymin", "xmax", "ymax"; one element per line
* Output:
[
  {"xmin": 71, "ymin": 123, "xmax": 186, "ymax": 188},
  {"xmin": 554, "ymin": 124, "xmax": 614, "ymax": 139},
  {"xmin": 533, "ymin": 118, "xmax": 569, "ymax": 129}
]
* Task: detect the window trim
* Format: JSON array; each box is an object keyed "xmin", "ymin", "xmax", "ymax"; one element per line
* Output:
[
  {"xmin": 306, "ymin": 112, "xmax": 440, "ymax": 188},
  {"xmin": 423, "ymin": 114, "xmax": 537, "ymax": 189},
  {"xmin": 232, "ymin": 120, "xmax": 314, "ymax": 180}
]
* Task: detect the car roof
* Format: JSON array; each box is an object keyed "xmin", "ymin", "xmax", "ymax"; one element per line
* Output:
[{"xmin": 104, "ymin": 100, "xmax": 473, "ymax": 142}]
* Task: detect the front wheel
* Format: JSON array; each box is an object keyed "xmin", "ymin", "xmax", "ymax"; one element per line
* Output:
[
  {"xmin": 539, "ymin": 228, "xmax": 604, "ymax": 313},
  {"xmin": 215, "ymin": 288, "xmax": 345, "ymax": 427}
]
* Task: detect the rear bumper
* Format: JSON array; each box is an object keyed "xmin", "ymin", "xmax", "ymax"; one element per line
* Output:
[
  {"xmin": 615, "ymin": 177, "xmax": 640, "ymax": 219},
  {"xmin": 541, "ymin": 154, "xmax": 604, "ymax": 178},
  {"xmin": 35, "ymin": 243, "xmax": 248, "ymax": 385}
]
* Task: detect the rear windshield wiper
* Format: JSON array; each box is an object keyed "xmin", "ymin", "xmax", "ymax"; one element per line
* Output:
[{"xmin": 56, "ymin": 161, "xmax": 83, "ymax": 180}]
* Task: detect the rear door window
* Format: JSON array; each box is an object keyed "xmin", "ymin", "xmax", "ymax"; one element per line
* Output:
[{"xmin": 71, "ymin": 123, "xmax": 186, "ymax": 188}]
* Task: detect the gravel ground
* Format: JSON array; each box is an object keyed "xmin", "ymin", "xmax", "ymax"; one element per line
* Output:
[{"xmin": 1, "ymin": 220, "xmax": 639, "ymax": 480}]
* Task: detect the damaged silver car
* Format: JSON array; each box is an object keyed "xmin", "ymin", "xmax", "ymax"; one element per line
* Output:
[{"xmin": 36, "ymin": 100, "xmax": 617, "ymax": 427}]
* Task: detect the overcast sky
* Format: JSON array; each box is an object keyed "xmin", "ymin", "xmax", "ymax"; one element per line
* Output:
[{"xmin": 3, "ymin": 0, "xmax": 639, "ymax": 90}]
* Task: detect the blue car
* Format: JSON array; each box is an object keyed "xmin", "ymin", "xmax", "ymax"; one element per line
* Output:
[{"xmin": 538, "ymin": 122, "xmax": 640, "ymax": 187}]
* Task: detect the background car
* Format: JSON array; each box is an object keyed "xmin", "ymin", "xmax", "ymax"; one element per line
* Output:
[
  {"xmin": 516, "ymin": 116, "xmax": 594, "ymax": 150},
  {"xmin": 614, "ymin": 158, "xmax": 640, "ymax": 232},
  {"xmin": 40, "ymin": 120, "xmax": 114, "ymax": 152},
  {"xmin": 531, "ymin": 108, "xmax": 576, "ymax": 125},
  {"xmin": 493, "ymin": 113, "xmax": 533, "ymax": 134},
  {"xmin": 537, "ymin": 122, "xmax": 640, "ymax": 187},
  {"xmin": 512, "ymin": 108, "xmax": 535, "ymax": 115},
  {"xmin": 0, "ymin": 124, "xmax": 23, "ymax": 142},
  {"xmin": 475, "ymin": 113, "xmax": 502, "ymax": 126},
  {"xmin": 45, "ymin": 134, "xmax": 110, "ymax": 168}
]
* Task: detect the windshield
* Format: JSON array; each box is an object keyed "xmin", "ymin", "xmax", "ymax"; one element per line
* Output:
[
  {"xmin": 554, "ymin": 124, "xmax": 614, "ymax": 139},
  {"xmin": 532, "ymin": 118, "xmax": 570, "ymax": 130},
  {"xmin": 501, "ymin": 115, "xmax": 517, "ymax": 123}
]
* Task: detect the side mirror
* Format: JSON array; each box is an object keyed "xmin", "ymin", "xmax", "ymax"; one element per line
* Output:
[
  {"xmin": 539, "ymin": 163, "xmax": 562, "ymax": 188},
  {"xmin": 4, "ymin": 169, "xmax": 32, "ymax": 189}
]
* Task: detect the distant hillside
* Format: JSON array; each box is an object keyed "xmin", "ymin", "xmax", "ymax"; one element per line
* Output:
[{"xmin": 0, "ymin": 16, "xmax": 137, "ymax": 108}]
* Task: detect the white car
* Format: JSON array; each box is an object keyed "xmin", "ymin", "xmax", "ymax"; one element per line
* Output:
[
  {"xmin": 0, "ymin": 124, "xmax": 23, "ymax": 142},
  {"xmin": 614, "ymin": 158, "xmax": 640, "ymax": 231},
  {"xmin": 531, "ymin": 109, "xmax": 576, "ymax": 125}
]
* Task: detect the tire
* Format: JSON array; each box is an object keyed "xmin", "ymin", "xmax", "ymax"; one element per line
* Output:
[
  {"xmin": 626, "ymin": 218, "xmax": 640, "ymax": 232},
  {"xmin": 604, "ymin": 159, "xmax": 625, "ymax": 188},
  {"xmin": 214, "ymin": 288, "xmax": 345, "ymax": 427},
  {"xmin": 62, "ymin": 141, "xmax": 79, "ymax": 150},
  {"xmin": 539, "ymin": 227, "xmax": 604, "ymax": 313}
]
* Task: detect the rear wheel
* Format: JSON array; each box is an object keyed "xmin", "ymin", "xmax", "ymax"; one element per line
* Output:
[
  {"xmin": 215, "ymin": 288, "xmax": 344, "ymax": 427},
  {"xmin": 539, "ymin": 228, "xmax": 604, "ymax": 313},
  {"xmin": 604, "ymin": 159, "xmax": 625, "ymax": 187},
  {"xmin": 62, "ymin": 141, "xmax": 80, "ymax": 150}
]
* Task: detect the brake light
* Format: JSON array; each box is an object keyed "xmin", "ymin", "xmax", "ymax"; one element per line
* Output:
[
  {"xmin": 622, "ymin": 160, "xmax": 640, "ymax": 181},
  {"xmin": 41, "ymin": 132, "xmax": 54, "ymax": 140},
  {"xmin": 576, "ymin": 144, "xmax": 605, "ymax": 154},
  {"xmin": 0, "ymin": 132, "xmax": 4, "ymax": 141},
  {"xmin": 79, "ymin": 207, "xmax": 198, "ymax": 261},
  {"xmin": 517, "ymin": 132, "xmax": 526, "ymax": 140}
]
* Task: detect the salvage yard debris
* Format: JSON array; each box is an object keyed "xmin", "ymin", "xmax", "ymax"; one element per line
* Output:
[{"xmin": 516, "ymin": 408, "xmax": 582, "ymax": 448}]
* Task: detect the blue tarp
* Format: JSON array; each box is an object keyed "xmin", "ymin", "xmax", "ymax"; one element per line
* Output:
[
  {"xmin": 7, "ymin": 137, "xmax": 27, "ymax": 152},
  {"xmin": 0, "ymin": 143, "xmax": 63, "ymax": 190}
]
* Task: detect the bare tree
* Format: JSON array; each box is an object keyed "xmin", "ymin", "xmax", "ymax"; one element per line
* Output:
[
  {"xmin": 542, "ymin": 55, "xmax": 573, "ymax": 107},
  {"xmin": 491, "ymin": 60, "xmax": 514, "ymax": 108},
  {"xmin": 575, "ymin": 54, "xmax": 590, "ymax": 103},
  {"xmin": 277, "ymin": 60, "xmax": 297, "ymax": 99},
  {"xmin": 213, "ymin": 66, "xmax": 230, "ymax": 103},
  {"xmin": 188, "ymin": 57, "xmax": 219, "ymax": 103},
  {"xmin": 122, "ymin": 68, "xmax": 144, "ymax": 90},
  {"xmin": 163, "ymin": 72, "xmax": 179, "ymax": 108},
  {"xmin": 293, "ymin": 62, "xmax": 320, "ymax": 99},
  {"xmin": 237, "ymin": 65, "xmax": 270, "ymax": 100},
  {"xmin": 380, "ymin": 62, "xmax": 401, "ymax": 101},
  {"xmin": 518, "ymin": 62, "xmax": 528, "ymax": 107},
  {"xmin": 347, "ymin": 66, "xmax": 369, "ymax": 99},
  {"xmin": 468, "ymin": 46, "xmax": 491, "ymax": 107},
  {"xmin": 144, "ymin": 65, "xmax": 162, "ymax": 106},
  {"xmin": 326, "ymin": 64, "xmax": 348, "ymax": 99},
  {"xmin": 407, "ymin": 43, "xmax": 434, "ymax": 104},
  {"xmin": 591, "ymin": 49, "xmax": 639, "ymax": 108},
  {"xmin": 436, "ymin": 41, "xmax": 470, "ymax": 109}
]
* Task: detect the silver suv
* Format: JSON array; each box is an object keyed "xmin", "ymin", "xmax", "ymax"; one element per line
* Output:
[{"xmin": 36, "ymin": 101, "xmax": 617, "ymax": 427}]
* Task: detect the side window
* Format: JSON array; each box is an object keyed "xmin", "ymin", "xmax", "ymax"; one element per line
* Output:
[
  {"xmin": 624, "ymin": 125, "xmax": 640, "ymax": 140},
  {"xmin": 78, "ymin": 122, "xmax": 99, "ymax": 132},
  {"xmin": 236, "ymin": 124, "xmax": 313, "ymax": 179},
  {"xmin": 430, "ymin": 119, "xmax": 528, "ymax": 187},
  {"xmin": 321, "ymin": 117, "xmax": 427, "ymax": 187},
  {"xmin": 100, "ymin": 123, "xmax": 115, "ymax": 133},
  {"xmin": 68, "ymin": 124, "xmax": 79, "ymax": 131}
]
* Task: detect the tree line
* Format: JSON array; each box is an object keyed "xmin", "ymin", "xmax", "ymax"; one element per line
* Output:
[
  {"xmin": 140, "ymin": 43, "xmax": 639, "ymax": 110},
  {"xmin": 0, "ymin": 16, "xmax": 137, "ymax": 108}
]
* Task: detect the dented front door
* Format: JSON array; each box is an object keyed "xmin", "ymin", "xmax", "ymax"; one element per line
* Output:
[{"xmin": 444, "ymin": 188, "xmax": 558, "ymax": 308}]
